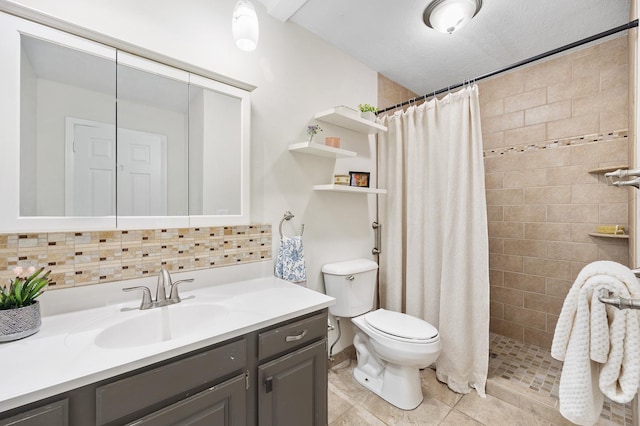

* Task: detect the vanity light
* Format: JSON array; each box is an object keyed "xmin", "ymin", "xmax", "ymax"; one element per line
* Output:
[
  {"xmin": 423, "ymin": 0, "xmax": 482, "ymax": 34},
  {"xmin": 232, "ymin": 0, "xmax": 259, "ymax": 52}
]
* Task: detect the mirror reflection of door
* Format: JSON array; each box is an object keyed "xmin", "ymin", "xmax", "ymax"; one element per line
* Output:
[
  {"xmin": 65, "ymin": 117, "xmax": 115, "ymax": 216},
  {"xmin": 117, "ymin": 128, "xmax": 168, "ymax": 216},
  {"xmin": 65, "ymin": 119, "xmax": 168, "ymax": 216}
]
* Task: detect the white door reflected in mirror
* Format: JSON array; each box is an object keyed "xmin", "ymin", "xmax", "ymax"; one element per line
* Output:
[
  {"xmin": 117, "ymin": 128, "xmax": 168, "ymax": 217},
  {"xmin": 65, "ymin": 118, "xmax": 115, "ymax": 217}
]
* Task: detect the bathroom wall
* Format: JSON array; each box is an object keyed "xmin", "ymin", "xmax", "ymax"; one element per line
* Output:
[
  {"xmin": 377, "ymin": 74, "xmax": 417, "ymax": 112},
  {"xmin": 480, "ymin": 35, "xmax": 630, "ymax": 348},
  {"xmin": 2, "ymin": 0, "xmax": 380, "ymax": 353}
]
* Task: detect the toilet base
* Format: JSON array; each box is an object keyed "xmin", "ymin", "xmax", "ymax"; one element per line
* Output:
[{"xmin": 353, "ymin": 363, "xmax": 424, "ymax": 410}]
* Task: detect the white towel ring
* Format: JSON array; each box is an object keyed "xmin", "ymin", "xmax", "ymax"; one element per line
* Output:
[{"xmin": 279, "ymin": 211, "xmax": 304, "ymax": 238}]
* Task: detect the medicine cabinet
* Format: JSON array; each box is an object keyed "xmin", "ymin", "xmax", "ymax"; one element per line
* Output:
[{"xmin": 0, "ymin": 11, "xmax": 250, "ymax": 232}]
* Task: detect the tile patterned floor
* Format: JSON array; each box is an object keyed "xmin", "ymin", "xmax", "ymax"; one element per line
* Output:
[
  {"xmin": 489, "ymin": 333, "xmax": 632, "ymax": 426},
  {"xmin": 328, "ymin": 336, "xmax": 634, "ymax": 425}
]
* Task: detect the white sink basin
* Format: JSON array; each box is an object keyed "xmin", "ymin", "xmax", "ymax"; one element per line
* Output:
[{"xmin": 94, "ymin": 303, "xmax": 228, "ymax": 349}]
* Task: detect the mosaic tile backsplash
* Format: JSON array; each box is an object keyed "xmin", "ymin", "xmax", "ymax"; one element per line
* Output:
[{"xmin": 0, "ymin": 225, "xmax": 271, "ymax": 290}]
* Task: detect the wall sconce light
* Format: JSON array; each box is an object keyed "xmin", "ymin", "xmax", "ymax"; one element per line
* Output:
[
  {"xmin": 423, "ymin": 0, "xmax": 482, "ymax": 34},
  {"xmin": 232, "ymin": 0, "xmax": 259, "ymax": 51}
]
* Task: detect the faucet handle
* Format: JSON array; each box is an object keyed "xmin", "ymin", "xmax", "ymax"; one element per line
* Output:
[
  {"xmin": 169, "ymin": 278, "xmax": 195, "ymax": 302},
  {"xmin": 123, "ymin": 286, "xmax": 153, "ymax": 309}
]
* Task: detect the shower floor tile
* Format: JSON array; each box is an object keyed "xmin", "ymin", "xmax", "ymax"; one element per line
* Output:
[{"xmin": 489, "ymin": 332, "xmax": 633, "ymax": 426}]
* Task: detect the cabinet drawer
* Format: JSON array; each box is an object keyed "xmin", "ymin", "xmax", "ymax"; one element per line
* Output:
[
  {"xmin": 258, "ymin": 311, "xmax": 326, "ymax": 361},
  {"xmin": 96, "ymin": 339, "xmax": 246, "ymax": 425},
  {"xmin": 0, "ymin": 399, "xmax": 68, "ymax": 426}
]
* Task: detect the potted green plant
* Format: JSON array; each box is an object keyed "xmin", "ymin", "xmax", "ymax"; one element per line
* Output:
[
  {"xmin": 359, "ymin": 104, "xmax": 378, "ymax": 122},
  {"xmin": 0, "ymin": 266, "xmax": 51, "ymax": 342}
]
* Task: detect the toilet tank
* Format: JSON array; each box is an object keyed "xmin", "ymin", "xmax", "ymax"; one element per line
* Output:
[{"xmin": 321, "ymin": 259, "xmax": 378, "ymax": 318}]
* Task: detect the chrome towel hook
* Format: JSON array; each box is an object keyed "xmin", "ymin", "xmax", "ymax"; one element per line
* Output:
[{"xmin": 279, "ymin": 211, "xmax": 304, "ymax": 239}]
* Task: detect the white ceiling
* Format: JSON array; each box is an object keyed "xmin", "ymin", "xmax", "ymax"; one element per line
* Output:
[{"xmin": 258, "ymin": 0, "xmax": 631, "ymax": 100}]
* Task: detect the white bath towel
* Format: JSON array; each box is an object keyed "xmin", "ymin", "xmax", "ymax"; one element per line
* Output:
[
  {"xmin": 551, "ymin": 261, "xmax": 640, "ymax": 426},
  {"xmin": 274, "ymin": 236, "xmax": 306, "ymax": 284}
]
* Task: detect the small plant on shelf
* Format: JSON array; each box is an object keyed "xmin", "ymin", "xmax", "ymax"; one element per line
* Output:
[
  {"xmin": 1, "ymin": 266, "xmax": 51, "ymax": 310},
  {"xmin": 358, "ymin": 104, "xmax": 378, "ymax": 121},
  {"xmin": 306, "ymin": 124, "xmax": 323, "ymax": 142},
  {"xmin": 358, "ymin": 104, "xmax": 378, "ymax": 113}
]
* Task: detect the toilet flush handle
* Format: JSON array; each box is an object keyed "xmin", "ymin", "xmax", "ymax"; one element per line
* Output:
[{"xmin": 346, "ymin": 275, "xmax": 355, "ymax": 281}]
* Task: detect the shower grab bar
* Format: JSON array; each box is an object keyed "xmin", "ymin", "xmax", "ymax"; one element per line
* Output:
[
  {"xmin": 279, "ymin": 211, "xmax": 304, "ymax": 239},
  {"xmin": 372, "ymin": 221, "xmax": 381, "ymax": 255},
  {"xmin": 598, "ymin": 290, "xmax": 640, "ymax": 310}
]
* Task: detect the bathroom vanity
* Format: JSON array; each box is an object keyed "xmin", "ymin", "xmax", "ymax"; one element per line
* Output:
[{"xmin": 0, "ymin": 277, "xmax": 333, "ymax": 426}]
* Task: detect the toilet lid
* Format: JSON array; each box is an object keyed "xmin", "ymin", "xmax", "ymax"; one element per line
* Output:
[{"xmin": 364, "ymin": 309, "xmax": 438, "ymax": 341}]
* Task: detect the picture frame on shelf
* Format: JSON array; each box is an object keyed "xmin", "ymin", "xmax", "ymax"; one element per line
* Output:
[{"xmin": 349, "ymin": 171, "xmax": 370, "ymax": 188}]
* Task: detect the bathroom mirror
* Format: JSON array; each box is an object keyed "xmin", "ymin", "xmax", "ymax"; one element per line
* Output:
[
  {"xmin": 0, "ymin": 12, "xmax": 250, "ymax": 232},
  {"xmin": 20, "ymin": 34, "xmax": 117, "ymax": 218},
  {"xmin": 116, "ymin": 53, "xmax": 189, "ymax": 217},
  {"xmin": 188, "ymin": 75, "xmax": 244, "ymax": 217}
]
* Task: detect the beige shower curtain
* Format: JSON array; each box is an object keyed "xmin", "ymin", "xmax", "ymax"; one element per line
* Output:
[{"xmin": 378, "ymin": 85, "xmax": 489, "ymax": 396}]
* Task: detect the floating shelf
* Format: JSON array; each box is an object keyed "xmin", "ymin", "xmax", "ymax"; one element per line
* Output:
[
  {"xmin": 314, "ymin": 107, "xmax": 387, "ymax": 134},
  {"xmin": 313, "ymin": 184, "xmax": 387, "ymax": 194},
  {"xmin": 588, "ymin": 165, "xmax": 628, "ymax": 174},
  {"xmin": 288, "ymin": 142, "xmax": 356, "ymax": 159},
  {"xmin": 588, "ymin": 232, "xmax": 629, "ymax": 239}
]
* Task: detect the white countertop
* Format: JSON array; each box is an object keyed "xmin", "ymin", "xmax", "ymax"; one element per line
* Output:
[{"xmin": 0, "ymin": 276, "xmax": 334, "ymax": 412}]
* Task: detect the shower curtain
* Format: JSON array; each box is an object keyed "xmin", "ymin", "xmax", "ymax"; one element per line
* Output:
[{"xmin": 378, "ymin": 85, "xmax": 489, "ymax": 396}]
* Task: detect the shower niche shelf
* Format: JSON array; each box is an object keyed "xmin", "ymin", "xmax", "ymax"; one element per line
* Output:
[
  {"xmin": 314, "ymin": 107, "xmax": 387, "ymax": 134},
  {"xmin": 588, "ymin": 165, "xmax": 628, "ymax": 174},
  {"xmin": 588, "ymin": 232, "xmax": 629, "ymax": 239},
  {"xmin": 288, "ymin": 142, "xmax": 356, "ymax": 159},
  {"xmin": 313, "ymin": 184, "xmax": 386, "ymax": 194}
]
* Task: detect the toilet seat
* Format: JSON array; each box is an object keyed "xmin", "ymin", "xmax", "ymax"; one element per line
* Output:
[{"xmin": 363, "ymin": 309, "xmax": 438, "ymax": 343}]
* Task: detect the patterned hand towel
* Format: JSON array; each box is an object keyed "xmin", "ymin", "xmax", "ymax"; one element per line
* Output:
[{"xmin": 274, "ymin": 236, "xmax": 306, "ymax": 284}]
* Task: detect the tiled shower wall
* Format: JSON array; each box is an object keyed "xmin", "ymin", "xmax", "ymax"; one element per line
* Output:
[
  {"xmin": 0, "ymin": 225, "xmax": 272, "ymax": 290},
  {"xmin": 480, "ymin": 35, "xmax": 630, "ymax": 349}
]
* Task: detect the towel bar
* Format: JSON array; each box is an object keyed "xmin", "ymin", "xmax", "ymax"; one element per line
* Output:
[
  {"xmin": 598, "ymin": 290, "xmax": 640, "ymax": 310},
  {"xmin": 279, "ymin": 211, "xmax": 304, "ymax": 239}
]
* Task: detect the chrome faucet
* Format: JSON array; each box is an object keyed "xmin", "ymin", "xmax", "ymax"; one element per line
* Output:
[
  {"xmin": 123, "ymin": 268, "xmax": 194, "ymax": 310},
  {"xmin": 156, "ymin": 268, "xmax": 171, "ymax": 303}
]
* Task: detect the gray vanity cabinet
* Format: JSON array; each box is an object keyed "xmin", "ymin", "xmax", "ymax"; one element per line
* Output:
[
  {"xmin": 0, "ymin": 309, "xmax": 328, "ymax": 426},
  {"xmin": 256, "ymin": 312, "xmax": 328, "ymax": 426}
]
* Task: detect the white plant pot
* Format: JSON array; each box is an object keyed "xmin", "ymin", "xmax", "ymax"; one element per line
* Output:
[{"xmin": 361, "ymin": 111, "xmax": 376, "ymax": 122}]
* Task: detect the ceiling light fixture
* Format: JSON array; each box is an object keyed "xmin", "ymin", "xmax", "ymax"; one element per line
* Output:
[
  {"xmin": 232, "ymin": 0, "xmax": 259, "ymax": 52},
  {"xmin": 423, "ymin": 0, "xmax": 482, "ymax": 34}
]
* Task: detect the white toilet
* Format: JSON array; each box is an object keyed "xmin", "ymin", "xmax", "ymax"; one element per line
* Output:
[{"xmin": 322, "ymin": 259, "xmax": 442, "ymax": 410}]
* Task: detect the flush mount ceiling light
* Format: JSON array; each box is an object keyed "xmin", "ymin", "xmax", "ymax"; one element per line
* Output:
[
  {"xmin": 232, "ymin": 0, "xmax": 259, "ymax": 52},
  {"xmin": 423, "ymin": 0, "xmax": 482, "ymax": 34}
]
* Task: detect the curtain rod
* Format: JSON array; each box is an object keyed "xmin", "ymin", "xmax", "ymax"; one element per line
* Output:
[{"xmin": 377, "ymin": 19, "xmax": 639, "ymax": 115}]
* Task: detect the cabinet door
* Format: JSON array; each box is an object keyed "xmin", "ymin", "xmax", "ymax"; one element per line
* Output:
[
  {"xmin": 0, "ymin": 399, "xmax": 68, "ymax": 426},
  {"xmin": 258, "ymin": 339, "xmax": 327, "ymax": 426},
  {"xmin": 127, "ymin": 373, "xmax": 246, "ymax": 426}
]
